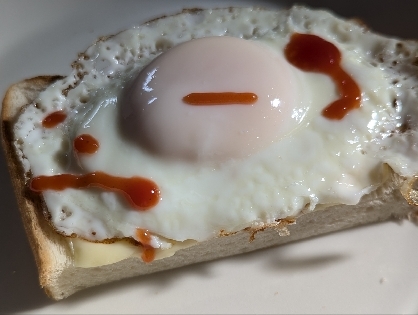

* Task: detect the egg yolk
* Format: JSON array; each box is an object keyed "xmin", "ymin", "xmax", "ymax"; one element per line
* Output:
[{"xmin": 121, "ymin": 36, "xmax": 302, "ymax": 162}]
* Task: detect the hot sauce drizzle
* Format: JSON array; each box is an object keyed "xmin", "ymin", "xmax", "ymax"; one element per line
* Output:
[
  {"xmin": 30, "ymin": 172, "xmax": 160, "ymax": 211},
  {"xmin": 284, "ymin": 33, "xmax": 361, "ymax": 120},
  {"xmin": 42, "ymin": 111, "xmax": 67, "ymax": 128},
  {"xmin": 74, "ymin": 134, "xmax": 100, "ymax": 154},
  {"xmin": 136, "ymin": 228, "xmax": 156, "ymax": 263},
  {"xmin": 183, "ymin": 92, "xmax": 258, "ymax": 105}
]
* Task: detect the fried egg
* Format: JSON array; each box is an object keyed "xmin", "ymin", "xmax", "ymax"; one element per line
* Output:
[{"xmin": 14, "ymin": 7, "xmax": 418, "ymax": 251}]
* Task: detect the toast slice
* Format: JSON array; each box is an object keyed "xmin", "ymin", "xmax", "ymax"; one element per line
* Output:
[
  {"xmin": 2, "ymin": 6, "xmax": 418, "ymax": 300},
  {"xmin": 2, "ymin": 77, "xmax": 417, "ymax": 299}
]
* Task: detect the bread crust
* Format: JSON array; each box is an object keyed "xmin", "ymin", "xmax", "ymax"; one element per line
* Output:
[{"xmin": 1, "ymin": 76, "xmax": 73, "ymax": 299}]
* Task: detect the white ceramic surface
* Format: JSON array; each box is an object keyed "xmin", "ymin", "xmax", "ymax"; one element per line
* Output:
[{"xmin": 1, "ymin": 1, "xmax": 418, "ymax": 313}]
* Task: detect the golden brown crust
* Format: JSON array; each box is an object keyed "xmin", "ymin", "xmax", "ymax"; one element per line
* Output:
[
  {"xmin": 1, "ymin": 75, "xmax": 71, "ymax": 299},
  {"xmin": 2, "ymin": 76, "xmax": 63, "ymax": 120}
]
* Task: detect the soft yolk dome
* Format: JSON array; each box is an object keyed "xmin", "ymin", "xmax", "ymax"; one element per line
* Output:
[{"xmin": 121, "ymin": 36, "xmax": 303, "ymax": 162}]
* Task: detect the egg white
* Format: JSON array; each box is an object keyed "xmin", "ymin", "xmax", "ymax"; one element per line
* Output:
[{"xmin": 14, "ymin": 7, "xmax": 418, "ymax": 246}]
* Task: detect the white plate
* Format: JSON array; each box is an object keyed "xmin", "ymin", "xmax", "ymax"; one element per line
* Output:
[{"xmin": 1, "ymin": 1, "xmax": 418, "ymax": 313}]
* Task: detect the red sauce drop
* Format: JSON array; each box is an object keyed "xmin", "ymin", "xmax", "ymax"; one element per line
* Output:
[
  {"xmin": 284, "ymin": 33, "xmax": 361, "ymax": 120},
  {"xmin": 183, "ymin": 92, "xmax": 258, "ymax": 105},
  {"xmin": 42, "ymin": 111, "xmax": 67, "ymax": 128},
  {"xmin": 30, "ymin": 171, "xmax": 160, "ymax": 211},
  {"xmin": 74, "ymin": 134, "xmax": 100, "ymax": 154},
  {"xmin": 136, "ymin": 228, "xmax": 156, "ymax": 263}
]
